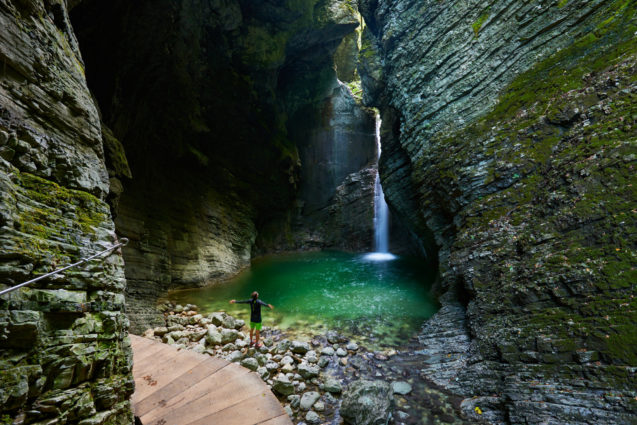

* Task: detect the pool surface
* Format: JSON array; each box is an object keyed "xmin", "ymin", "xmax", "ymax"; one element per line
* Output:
[{"xmin": 163, "ymin": 251, "xmax": 438, "ymax": 347}]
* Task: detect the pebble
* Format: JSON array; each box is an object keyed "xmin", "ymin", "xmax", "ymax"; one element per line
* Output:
[
  {"xmin": 314, "ymin": 401, "xmax": 325, "ymax": 412},
  {"xmin": 336, "ymin": 348, "xmax": 347, "ymax": 357},
  {"xmin": 391, "ymin": 381, "xmax": 412, "ymax": 395},
  {"xmin": 321, "ymin": 347, "xmax": 335, "ymax": 356},
  {"xmin": 346, "ymin": 342, "xmax": 359, "ymax": 351},
  {"xmin": 318, "ymin": 357, "xmax": 330, "ymax": 368},
  {"xmin": 305, "ymin": 410, "xmax": 320, "ymax": 424}
]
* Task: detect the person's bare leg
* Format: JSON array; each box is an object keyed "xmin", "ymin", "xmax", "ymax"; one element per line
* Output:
[
  {"xmin": 249, "ymin": 328, "xmax": 254, "ymax": 345},
  {"xmin": 255, "ymin": 329, "xmax": 261, "ymax": 347}
]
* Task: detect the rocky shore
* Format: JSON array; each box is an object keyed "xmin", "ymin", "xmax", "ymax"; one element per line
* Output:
[{"xmin": 141, "ymin": 303, "xmax": 476, "ymax": 425}]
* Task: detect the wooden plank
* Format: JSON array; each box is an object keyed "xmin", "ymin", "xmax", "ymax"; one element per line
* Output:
[
  {"xmin": 142, "ymin": 370, "xmax": 266, "ymax": 425},
  {"xmin": 131, "ymin": 339, "xmax": 174, "ymax": 364},
  {"xmin": 130, "ymin": 334, "xmax": 292, "ymax": 425},
  {"xmin": 133, "ymin": 351, "xmax": 209, "ymax": 403},
  {"xmin": 187, "ymin": 392, "xmax": 288, "ymax": 425},
  {"xmin": 257, "ymin": 414, "xmax": 293, "ymax": 425},
  {"xmin": 134, "ymin": 356, "xmax": 227, "ymax": 417},
  {"xmin": 132, "ymin": 344, "xmax": 185, "ymax": 376}
]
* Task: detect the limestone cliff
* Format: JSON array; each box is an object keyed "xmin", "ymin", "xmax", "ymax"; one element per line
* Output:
[
  {"xmin": 69, "ymin": 0, "xmax": 379, "ymax": 331},
  {"xmin": 359, "ymin": 0, "xmax": 637, "ymax": 423},
  {"xmin": 0, "ymin": 0, "xmax": 133, "ymax": 422}
]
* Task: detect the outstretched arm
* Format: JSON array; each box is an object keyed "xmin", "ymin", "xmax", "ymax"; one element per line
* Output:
[
  {"xmin": 258, "ymin": 300, "xmax": 274, "ymax": 309},
  {"xmin": 233, "ymin": 299, "xmax": 252, "ymax": 304}
]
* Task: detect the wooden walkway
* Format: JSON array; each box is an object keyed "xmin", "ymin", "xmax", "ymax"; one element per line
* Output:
[{"xmin": 130, "ymin": 334, "xmax": 292, "ymax": 425}]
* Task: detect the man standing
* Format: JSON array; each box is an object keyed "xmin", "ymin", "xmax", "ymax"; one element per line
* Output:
[{"xmin": 230, "ymin": 291, "xmax": 273, "ymax": 348}]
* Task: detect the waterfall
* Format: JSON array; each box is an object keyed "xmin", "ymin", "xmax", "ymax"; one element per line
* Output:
[{"xmin": 365, "ymin": 115, "xmax": 396, "ymax": 261}]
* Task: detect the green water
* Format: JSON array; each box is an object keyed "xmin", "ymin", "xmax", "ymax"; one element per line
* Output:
[{"xmin": 163, "ymin": 251, "xmax": 438, "ymax": 347}]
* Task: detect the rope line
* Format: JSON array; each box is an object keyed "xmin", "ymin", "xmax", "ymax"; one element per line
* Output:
[{"xmin": 0, "ymin": 237, "xmax": 129, "ymax": 297}]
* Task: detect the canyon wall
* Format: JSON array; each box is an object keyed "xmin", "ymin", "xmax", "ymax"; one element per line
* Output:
[
  {"xmin": 359, "ymin": 0, "xmax": 636, "ymax": 423},
  {"xmin": 0, "ymin": 0, "xmax": 133, "ymax": 422},
  {"xmin": 70, "ymin": 0, "xmax": 380, "ymax": 331}
]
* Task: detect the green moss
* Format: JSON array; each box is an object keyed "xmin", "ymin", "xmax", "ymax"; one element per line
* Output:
[
  {"xmin": 472, "ymin": 9, "xmax": 490, "ymax": 38},
  {"xmin": 557, "ymin": 0, "xmax": 569, "ymax": 8}
]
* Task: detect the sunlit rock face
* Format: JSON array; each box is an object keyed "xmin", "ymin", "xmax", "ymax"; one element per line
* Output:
[
  {"xmin": 359, "ymin": 0, "xmax": 637, "ymax": 423},
  {"xmin": 0, "ymin": 0, "xmax": 133, "ymax": 422}
]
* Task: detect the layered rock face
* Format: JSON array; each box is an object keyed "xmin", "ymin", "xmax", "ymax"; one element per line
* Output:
[
  {"xmin": 0, "ymin": 0, "xmax": 133, "ymax": 422},
  {"xmin": 69, "ymin": 0, "xmax": 380, "ymax": 331},
  {"xmin": 359, "ymin": 0, "xmax": 636, "ymax": 423}
]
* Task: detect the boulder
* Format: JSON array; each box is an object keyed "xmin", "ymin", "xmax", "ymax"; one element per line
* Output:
[
  {"xmin": 227, "ymin": 350, "xmax": 243, "ymax": 363},
  {"xmin": 205, "ymin": 326, "xmax": 222, "ymax": 345},
  {"xmin": 341, "ymin": 380, "xmax": 393, "ymax": 425},
  {"xmin": 208, "ymin": 312, "xmax": 226, "ymax": 327}
]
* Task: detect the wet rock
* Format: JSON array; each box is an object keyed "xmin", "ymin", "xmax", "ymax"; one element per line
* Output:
[
  {"xmin": 265, "ymin": 362, "xmax": 280, "ymax": 373},
  {"xmin": 291, "ymin": 341, "xmax": 310, "ymax": 354},
  {"xmin": 227, "ymin": 351, "xmax": 243, "ymax": 363},
  {"xmin": 297, "ymin": 363, "xmax": 319, "ymax": 379},
  {"xmin": 272, "ymin": 375, "xmax": 295, "ymax": 396},
  {"xmin": 220, "ymin": 329, "xmax": 240, "ymax": 344},
  {"xmin": 305, "ymin": 410, "xmax": 320, "ymax": 424},
  {"xmin": 275, "ymin": 340, "xmax": 292, "ymax": 354},
  {"xmin": 321, "ymin": 347, "xmax": 335, "ymax": 356},
  {"xmin": 257, "ymin": 366, "xmax": 269, "ymax": 380},
  {"xmin": 300, "ymin": 391, "xmax": 320, "ymax": 410},
  {"xmin": 205, "ymin": 327, "xmax": 223, "ymax": 346},
  {"xmin": 391, "ymin": 381, "xmax": 412, "ymax": 395},
  {"xmin": 241, "ymin": 358, "xmax": 259, "ymax": 371},
  {"xmin": 153, "ymin": 327, "xmax": 168, "ymax": 336},
  {"xmin": 288, "ymin": 394, "xmax": 300, "ymax": 409},
  {"xmin": 323, "ymin": 378, "xmax": 342, "ymax": 394},
  {"xmin": 341, "ymin": 380, "xmax": 393, "ymax": 425}
]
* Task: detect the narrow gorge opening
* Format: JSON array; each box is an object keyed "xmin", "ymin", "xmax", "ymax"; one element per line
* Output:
[{"xmin": 4, "ymin": 0, "xmax": 633, "ymax": 424}]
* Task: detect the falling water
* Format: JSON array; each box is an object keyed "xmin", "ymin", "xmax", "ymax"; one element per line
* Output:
[{"xmin": 366, "ymin": 115, "xmax": 396, "ymax": 261}]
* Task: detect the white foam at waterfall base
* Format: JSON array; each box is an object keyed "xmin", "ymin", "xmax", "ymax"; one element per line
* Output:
[{"xmin": 362, "ymin": 252, "xmax": 397, "ymax": 261}]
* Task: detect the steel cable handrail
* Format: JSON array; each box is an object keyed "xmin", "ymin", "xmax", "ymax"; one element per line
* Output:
[{"xmin": 0, "ymin": 237, "xmax": 129, "ymax": 297}]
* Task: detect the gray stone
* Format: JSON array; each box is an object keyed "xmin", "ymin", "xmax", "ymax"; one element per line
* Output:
[
  {"xmin": 341, "ymin": 380, "xmax": 393, "ymax": 425},
  {"xmin": 291, "ymin": 341, "xmax": 310, "ymax": 354},
  {"xmin": 391, "ymin": 381, "xmax": 412, "ymax": 395},
  {"xmin": 288, "ymin": 394, "xmax": 300, "ymax": 409},
  {"xmin": 320, "ymin": 347, "xmax": 335, "ymax": 356},
  {"xmin": 305, "ymin": 410, "xmax": 320, "ymax": 424},
  {"xmin": 272, "ymin": 375, "xmax": 295, "ymax": 396},
  {"xmin": 240, "ymin": 358, "xmax": 259, "ymax": 371},
  {"xmin": 205, "ymin": 328, "xmax": 223, "ymax": 346},
  {"xmin": 314, "ymin": 401, "xmax": 325, "ymax": 412},
  {"xmin": 346, "ymin": 342, "xmax": 359, "ymax": 351},
  {"xmin": 300, "ymin": 391, "xmax": 320, "ymax": 410},
  {"xmin": 220, "ymin": 329, "xmax": 240, "ymax": 344},
  {"xmin": 336, "ymin": 348, "xmax": 348, "ymax": 357},
  {"xmin": 227, "ymin": 350, "xmax": 243, "ymax": 363},
  {"xmin": 323, "ymin": 377, "xmax": 342, "ymax": 394},
  {"xmin": 297, "ymin": 363, "xmax": 319, "ymax": 380},
  {"xmin": 257, "ymin": 366, "xmax": 269, "ymax": 380},
  {"xmin": 318, "ymin": 357, "xmax": 330, "ymax": 368}
]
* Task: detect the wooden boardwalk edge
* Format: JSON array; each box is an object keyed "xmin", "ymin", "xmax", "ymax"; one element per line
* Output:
[{"xmin": 130, "ymin": 334, "xmax": 292, "ymax": 425}]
